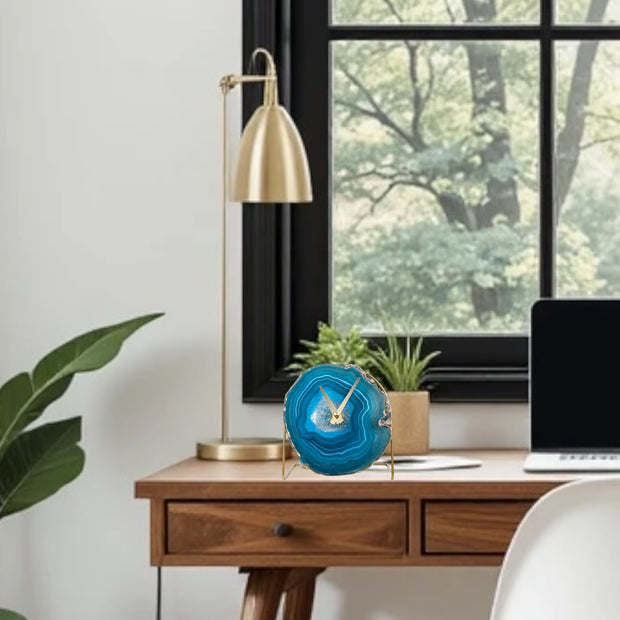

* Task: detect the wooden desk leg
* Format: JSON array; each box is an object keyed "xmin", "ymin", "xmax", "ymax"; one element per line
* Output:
[
  {"xmin": 282, "ymin": 568, "xmax": 325, "ymax": 620},
  {"xmin": 239, "ymin": 568, "xmax": 288, "ymax": 620},
  {"xmin": 239, "ymin": 568, "xmax": 325, "ymax": 620}
]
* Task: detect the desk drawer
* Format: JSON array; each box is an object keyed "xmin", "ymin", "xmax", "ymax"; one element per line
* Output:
[
  {"xmin": 423, "ymin": 500, "xmax": 533, "ymax": 554},
  {"xmin": 167, "ymin": 501, "xmax": 406, "ymax": 556}
]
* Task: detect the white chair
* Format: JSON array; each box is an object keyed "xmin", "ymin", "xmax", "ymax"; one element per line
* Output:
[{"xmin": 489, "ymin": 476, "xmax": 620, "ymax": 620}]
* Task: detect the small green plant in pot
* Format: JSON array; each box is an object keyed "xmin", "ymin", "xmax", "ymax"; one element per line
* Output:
[
  {"xmin": 0, "ymin": 313, "xmax": 162, "ymax": 620},
  {"xmin": 370, "ymin": 335, "xmax": 440, "ymax": 456},
  {"xmin": 287, "ymin": 322, "xmax": 376, "ymax": 373}
]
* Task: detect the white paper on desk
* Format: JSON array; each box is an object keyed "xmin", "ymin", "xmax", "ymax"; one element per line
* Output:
[{"xmin": 372, "ymin": 455, "xmax": 482, "ymax": 471}]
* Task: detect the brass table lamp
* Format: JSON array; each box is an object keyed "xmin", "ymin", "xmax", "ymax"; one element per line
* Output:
[{"xmin": 196, "ymin": 48, "xmax": 312, "ymax": 461}]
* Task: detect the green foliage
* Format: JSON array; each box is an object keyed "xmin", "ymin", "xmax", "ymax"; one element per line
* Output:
[
  {"xmin": 287, "ymin": 322, "xmax": 376, "ymax": 373},
  {"xmin": 0, "ymin": 417, "xmax": 84, "ymax": 519},
  {"xmin": 287, "ymin": 321, "xmax": 441, "ymax": 392},
  {"xmin": 559, "ymin": 177, "xmax": 620, "ymax": 297},
  {"xmin": 0, "ymin": 313, "xmax": 163, "ymax": 619},
  {"xmin": 331, "ymin": 33, "xmax": 539, "ymax": 332},
  {"xmin": 333, "ymin": 0, "xmax": 539, "ymax": 26},
  {"xmin": 333, "ymin": 219, "xmax": 537, "ymax": 333},
  {"xmin": 331, "ymin": 0, "xmax": 618, "ymax": 335},
  {"xmin": 370, "ymin": 335, "xmax": 440, "ymax": 392},
  {"xmin": 0, "ymin": 610, "xmax": 26, "ymax": 620}
]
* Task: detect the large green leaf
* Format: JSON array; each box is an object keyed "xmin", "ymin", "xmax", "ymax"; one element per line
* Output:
[
  {"xmin": 0, "ymin": 417, "xmax": 84, "ymax": 519},
  {"xmin": 0, "ymin": 313, "xmax": 162, "ymax": 458},
  {"xmin": 0, "ymin": 609, "xmax": 27, "ymax": 620}
]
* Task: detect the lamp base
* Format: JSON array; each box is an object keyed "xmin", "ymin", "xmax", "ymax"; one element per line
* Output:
[{"xmin": 196, "ymin": 437, "xmax": 292, "ymax": 461}]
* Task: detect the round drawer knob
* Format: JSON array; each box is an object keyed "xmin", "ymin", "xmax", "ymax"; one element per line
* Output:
[{"xmin": 271, "ymin": 522, "xmax": 293, "ymax": 537}]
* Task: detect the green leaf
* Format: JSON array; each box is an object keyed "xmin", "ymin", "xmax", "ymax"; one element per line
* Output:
[
  {"xmin": 287, "ymin": 322, "xmax": 376, "ymax": 373},
  {"xmin": 0, "ymin": 609, "xmax": 27, "ymax": 620},
  {"xmin": 0, "ymin": 313, "xmax": 163, "ymax": 459},
  {"xmin": 32, "ymin": 313, "xmax": 164, "ymax": 389},
  {"xmin": 370, "ymin": 336, "xmax": 441, "ymax": 391},
  {"xmin": 0, "ymin": 417, "xmax": 84, "ymax": 519}
]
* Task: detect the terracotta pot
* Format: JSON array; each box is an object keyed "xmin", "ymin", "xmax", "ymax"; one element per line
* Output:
[{"xmin": 384, "ymin": 391, "xmax": 429, "ymax": 456}]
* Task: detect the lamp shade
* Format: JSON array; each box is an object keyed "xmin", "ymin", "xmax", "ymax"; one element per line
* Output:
[{"xmin": 231, "ymin": 103, "xmax": 312, "ymax": 203}]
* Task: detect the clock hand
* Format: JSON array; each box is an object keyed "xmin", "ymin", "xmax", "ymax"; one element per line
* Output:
[
  {"xmin": 336, "ymin": 377, "xmax": 360, "ymax": 416},
  {"xmin": 319, "ymin": 386, "xmax": 338, "ymax": 416},
  {"xmin": 320, "ymin": 386, "xmax": 344, "ymax": 425}
]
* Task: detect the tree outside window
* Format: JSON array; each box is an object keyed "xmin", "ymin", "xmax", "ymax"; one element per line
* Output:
[
  {"xmin": 241, "ymin": 0, "xmax": 620, "ymax": 402},
  {"xmin": 331, "ymin": 0, "xmax": 619, "ymax": 336}
]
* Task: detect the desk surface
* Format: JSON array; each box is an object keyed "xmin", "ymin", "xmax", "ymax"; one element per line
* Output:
[
  {"xmin": 136, "ymin": 449, "xmax": 577, "ymax": 491},
  {"xmin": 135, "ymin": 450, "xmax": 587, "ymax": 620},
  {"xmin": 135, "ymin": 450, "xmax": 582, "ymax": 568}
]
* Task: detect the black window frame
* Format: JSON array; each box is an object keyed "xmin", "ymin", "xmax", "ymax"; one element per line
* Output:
[{"xmin": 242, "ymin": 0, "xmax": 620, "ymax": 403}]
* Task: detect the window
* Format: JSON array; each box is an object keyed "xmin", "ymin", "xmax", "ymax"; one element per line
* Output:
[{"xmin": 242, "ymin": 0, "xmax": 620, "ymax": 403}]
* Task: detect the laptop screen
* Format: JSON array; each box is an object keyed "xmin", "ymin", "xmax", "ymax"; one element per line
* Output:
[{"xmin": 531, "ymin": 299, "xmax": 620, "ymax": 451}]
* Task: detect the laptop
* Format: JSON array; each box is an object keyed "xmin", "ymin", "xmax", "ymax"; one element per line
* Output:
[{"xmin": 524, "ymin": 298, "xmax": 620, "ymax": 472}]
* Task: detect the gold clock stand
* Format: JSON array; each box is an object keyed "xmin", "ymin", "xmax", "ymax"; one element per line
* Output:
[{"xmin": 281, "ymin": 426, "xmax": 395, "ymax": 480}]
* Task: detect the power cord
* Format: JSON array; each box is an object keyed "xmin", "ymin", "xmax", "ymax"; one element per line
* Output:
[{"xmin": 156, "ymin": 566, "xmax": 162, "ymax": 620}]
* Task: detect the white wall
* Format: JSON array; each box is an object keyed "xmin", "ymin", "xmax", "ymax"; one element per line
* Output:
[{"xmin": 0, "ymin": 1, "xmax": 529, "ymax": 618}]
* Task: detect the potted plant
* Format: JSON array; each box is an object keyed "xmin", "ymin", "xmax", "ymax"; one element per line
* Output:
[
  {"xmin": 370, "ymin": 335, "xmax": 440, "ymax": 455},
  {"xmin": 287, "ymin": 322, "xmax": 376, "ymax": 373},
  {"xmin": 0, "ymin": 313, "xmax": 162, "ymax": 620}
]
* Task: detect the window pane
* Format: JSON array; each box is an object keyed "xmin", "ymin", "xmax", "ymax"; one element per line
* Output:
[
  {"xmin": 331, "ymin": 40, "xmax": 539, "ymax": 334},
  {"xmin": 331, "ymin": 0, "xmax": 539, "ymax": 25},
  {"xmin": 555, "ymin": 41, "xmax": 620, "ymax": 297},
  {"xmin": 556, "ymin": 1, "xmax": 620, "ymax": 23}
]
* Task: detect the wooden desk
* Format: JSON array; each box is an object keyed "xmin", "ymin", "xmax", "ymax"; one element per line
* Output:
[{"xmin": 135, "ymin": 450, "xmax": 578, "ymax": 620}]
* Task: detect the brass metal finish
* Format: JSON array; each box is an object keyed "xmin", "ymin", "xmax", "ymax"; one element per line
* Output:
[
  {"xmin": 229, "ymin": 48, "xmax": 312, "ymax": 203},
  {"xmin": 282, "ymin": 425, "xmax": 287, "ymax": 478},
  {"xmin": 218, "ymin": 48, "xmax": 311, "ymax": 204},
  {"xmin": 283, "ymin": 461, "xmax": 300, "ymax": 480},
  {"xmin": 198, "ymin": 47, "xmax": 313, "ymax": 462},
  {"xmin": 197, "ymin": 437, "xmax": 291, "ymax": 461},
  {"xmin": 231, "ymin": 105, "xmax": 312, "ymax": 203},
  {"xmin": 334, "ymin": 378, "xmax": 359, "ymax": 417},
  {"xmin": 319, "ymin": 386, "xmax": 343, "ymax": 425},
  {"xmin": 283, "ymin": 425, "xmax": 300, "ymax": 479},
  {"xmin": 386, "ymin": 391, "xmax": 430, "ymax": 455}
]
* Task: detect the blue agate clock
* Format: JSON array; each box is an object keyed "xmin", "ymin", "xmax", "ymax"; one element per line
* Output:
[{"xmin": 284, "ymin": 364, "xmax": 392, "ymax": 476}]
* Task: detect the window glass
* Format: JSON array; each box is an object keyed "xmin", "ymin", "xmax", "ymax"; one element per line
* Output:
[
  {"xmin": 331, "ymin": 40, "xmax": 539, "ymax": 334},
  {"xmin": 331, "ymin": 0, "xmax": 540, "ymax": 25},
  {"xmin": 556, "ymin": 0, "xmax": 620, "ymax": 23},
  {"xmin": 555, "ymin": 41, "xmax": 620, "ymax": 297}
]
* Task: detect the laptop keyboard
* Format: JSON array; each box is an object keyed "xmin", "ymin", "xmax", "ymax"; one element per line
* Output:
[
  {"xmin": 524, "ymin": 452, "xmax": 620, "ymax": 472},
  {"xmin": 559, "ymin": 453, "xmax": 620, "ymax": 461}
]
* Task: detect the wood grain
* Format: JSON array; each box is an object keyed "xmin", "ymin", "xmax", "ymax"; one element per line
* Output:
[
  {"xmin": 135, "ymin": 451, "xmax": 578, "ymax": 497},
  {"xmin": 135, "ymin": 451, "xmax": 589, "ymax": 619},
  {"xmin": 135, "ymin": 451, "xmax": 578, "ymax": 567},
  {"xmin": 424, "ymin": 500, "xmax": 533, "ymax": 554},
  {"xmin": 282, "ymin": 569, "xmax": 323, "ymax": 620},
  {"xmin": 167, "ymin": 501, "xmax": 406, "ymax": 556},
  {"xmin": 149, "ymin": 499, "xmax": 165, "ymax": 565},
  {"xmin": 239, "ymin": 569, "xmax": 288, "ymax": 620}
]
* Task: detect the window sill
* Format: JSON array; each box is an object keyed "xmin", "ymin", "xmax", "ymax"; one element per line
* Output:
[{"xmin": 243, "ymin": 367, "xmax": 528, "ymax": 403}]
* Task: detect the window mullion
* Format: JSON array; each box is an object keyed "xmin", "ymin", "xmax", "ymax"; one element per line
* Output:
[
  {"xmin": 540, "ymin": 0, "xmax": 554, "ymax": 297},
  {"xmin": 542, "ymin": 0, "xmax": 552, "ymax": 27}
]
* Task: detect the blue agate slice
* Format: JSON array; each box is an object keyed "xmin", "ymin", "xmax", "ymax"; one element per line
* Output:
[{"xmin": 284, "ymin": 364, "xmax": 391, "ymax": 475}]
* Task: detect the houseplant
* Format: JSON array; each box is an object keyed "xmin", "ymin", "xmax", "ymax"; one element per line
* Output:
[
  {"xmin": 287, "ymin": 322, "xmax": 376, "ymax": 373},
  {"xmin": 288, "ymin": 323, "xmax": 440, "ymax": 455},
  {"xmin": 0, "ymin": 313, "xmax": 162, "ymax": 620},
  {"xmin": 370, "ymin": 335, "xmax": 440, "ymax": 455}
]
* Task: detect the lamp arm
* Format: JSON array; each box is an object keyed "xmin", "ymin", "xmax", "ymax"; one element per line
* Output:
[
  {"xmin": 220, "ymin": 74, "xmax": 276, "ymax": 92},
  {"xmin": 219, "ymin": 47, "xmax": 279, "ymax": 105}
]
